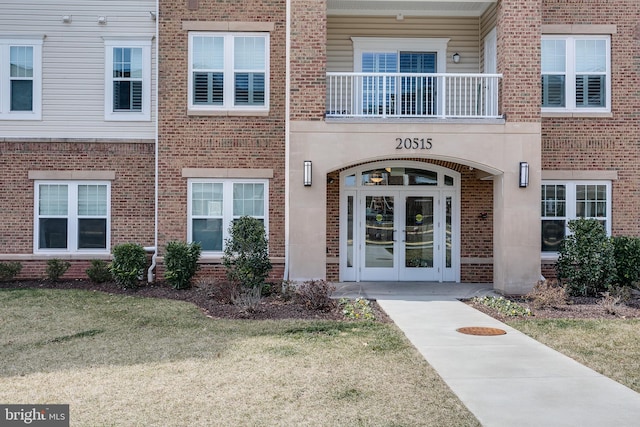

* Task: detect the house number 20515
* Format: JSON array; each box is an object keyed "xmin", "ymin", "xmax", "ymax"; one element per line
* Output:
[{"xmin": 395, "ymin": 137, "xmax": 433, "ymax": 150}]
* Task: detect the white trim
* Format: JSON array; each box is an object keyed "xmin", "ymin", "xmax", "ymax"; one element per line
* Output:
[
  {"xmin": 351, "ymin": 37, "xmax": 450, "ymax": 73},
  {"xmin": 187, "ymin": 32, "xmax": 270, "ymax": 114},
  {"xmin": 541, "ymin": 180, "xmax": 612, "ymax": 258},
  {"xmin": 541, "ymin": 35, "xmax": 611, "ymax": 114},
  {"xmin": 33, "ymin": 180, "xmax": 111, "ymax": 255},
  {"xmin": 187, "ymin": 178, "xmax": 269, "ymax": 254},
  {"xmin": 0, "ymin": 38, "xmax": 43, "ymax": 120},
  {"xmin": 104, "ymin": 39, "xmax": 152, "ymax": 121}
]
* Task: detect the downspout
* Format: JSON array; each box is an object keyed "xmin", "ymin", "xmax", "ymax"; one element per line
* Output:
[
  {"xmin": 147, "ymin": 0, "xmax": 159, "ymax": 282},
  {"xmin": 283, "ymin": 0, "xmax": 291, "ymax": 280}
]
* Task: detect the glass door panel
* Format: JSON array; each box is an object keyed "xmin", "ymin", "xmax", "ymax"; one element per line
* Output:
[
  {"xmin": 365, "ymin": 195, "xmax": 395, "ymax": 268},
  {"xmin": 404, "ymin": 196, "xmax": 434, "ymax": 268}
]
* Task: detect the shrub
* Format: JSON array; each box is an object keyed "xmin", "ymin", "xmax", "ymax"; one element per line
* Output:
[
  {"xmin": 471, "ymin": 296, "xmax": 532, "ymax": 317},
  {"xmin": 339, "ymin": 297, "xmax": 375, "ymax": 320},
  {"xmin": 110, "ymin": 243, "xmax": 147, "ymax": 289},
  {"xmin": 294, "ymin": 280, "xmax": 336, "ymax": 311},
  {"xmin": 612, "ymin": 236, "xmax": 640, "ymax": 288},
  {"xmin": 232, "ymin": 286, "xmax": 262, "ymax": 313},
  {"xmin": 164, "ymin": 241, "xmax": 202, "ymax": 289},
  {"xmin": 597, "ymin": 292, "xmax": 622, "ymax": 315},
  {"xmin": 86, "ymin": 259, "xmax": 113, "ymax": 283},
  {"xmin": 0, "ymin": 262, "xmax": 22, "ymax": 281},
  {"xmin": 223, "ymin": 216, "xmax": 272, "ymax": 289},
  {"xmin": 556, "ymin": 218, "xmax": 616, "ymax": 297},
  {"xmin": 525, "ymin": 279, "xmax": 568, "ymax": 309},
  {"xmin": 46, "ymin": 258, "xmax": 70, "ymax": 281}
]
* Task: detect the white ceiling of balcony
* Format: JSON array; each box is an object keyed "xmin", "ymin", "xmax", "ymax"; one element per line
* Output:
[{"xmin": 327, "ymin": 0, "xmax": 496, "ymax": 17}]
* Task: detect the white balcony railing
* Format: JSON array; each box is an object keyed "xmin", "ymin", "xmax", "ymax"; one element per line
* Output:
[{"xmin": 326, "ymin": 73, "xmax": 502, "ymax": 119}]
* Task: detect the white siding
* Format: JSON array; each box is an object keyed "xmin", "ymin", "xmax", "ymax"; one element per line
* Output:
[
  {"xmin": 0, "ymin": 0, "xmax": 156, "ymax": 139},
  {"xmin": 327, "ymin": 15, "xmax": 482, "ymax": 73}
]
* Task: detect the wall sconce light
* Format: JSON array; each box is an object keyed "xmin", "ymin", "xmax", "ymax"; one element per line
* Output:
[
  {"xmin": 62, "ymin": 15, "xmax": 72, "ymax": 23},
  {"xmin": 396, "ymin": 13, "xmax": 404, "ymax": 21},
  {"xmin": 303, "ymin": 160, "xmax": 312, "ymax": 187},
  {"xmin": 519, "ymin": 162, "xmax": 529, "ymax": 188},
  {"xmin": 97, "ymin": 16, "xmax": 107, "ymax": 24},
  {"xmin": 150, "ymin": 11, "xmax": 157, "ymax": 20},
  {"xmin": 452, "ymin": 53, "xmax": 460, "ymax": 63}
]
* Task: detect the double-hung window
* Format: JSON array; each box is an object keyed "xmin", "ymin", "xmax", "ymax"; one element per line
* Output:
[
  {"xmin": 0, "ymin": 37, "xmax": 43, "ymax": 120},
  {"xmin": 35, "ymin": 182, "xmax": 111, "ymax": 253},
  {"xmin": 188, "ymin": 32, "xmax": 269, "ymax": 113},
  {"xmin": 541, "ymin": 181, "xmax": 611, "ymax": 254},
  {"xmin": 541, "ymin": 35, "xmax": 611, "ymax": 112},
  {"xmin": 104, "ymin": 39, "xmax": 152, "ymax": 121},
  {"xmin": 188, "ymin": 180, "xmax": 268, "ymax": 253}
]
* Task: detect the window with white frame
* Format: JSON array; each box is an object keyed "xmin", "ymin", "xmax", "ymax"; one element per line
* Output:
[
  {"xmin": 104, "ymin": 39, "xmax": 152, "ymax": 121},
  {"xmin": 188, "ymin": 32, "xmax": 269, "ymax": 112},
  {"xmin": 541, "ymin": 35, "xmax": 611, "ymax": 112},
  {"xmin": 541, "ymin": 181, "xmax": 611, "ymax": 254},
  {"xmin": 188, "ymin": 180, "xmax": 268, "ymax": 252},
  {"xmin": 0, "ymin": 38, "xmax": 43, "ymax": 120},
  {"xmin": 35, "ymin": 182, "xmax": 110, "ymax": 253}
]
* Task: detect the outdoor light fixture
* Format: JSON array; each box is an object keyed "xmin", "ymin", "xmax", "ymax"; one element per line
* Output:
[
  {"xmin": 62, "ymin": 15, "xmax": 72, "ymax": 23},
  {"xmin": 452, "ymin": 53, "xmax": 460, "ymax": 63},
  {"xmin": 519, "ymin": 162, "xmax": 529, "ymax": 188},
  {"xmin": 97, "ymin": 16, "xmax": 107, "ymax": 24},
  {"xmin": 396, "ymin": 13, "xmax": 404, "ymax": 21},
  {"xmin": 150, "ymin": 11, "xmax": 157, "ymax": 20},
  {"xmin": 303, "ymin": 160, "xmax": 312, "ymax": 187}
]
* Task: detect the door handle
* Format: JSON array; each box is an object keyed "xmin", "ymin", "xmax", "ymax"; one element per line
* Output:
[{"xmin": 392, "ymin": 229, "xmax": 397, "ymax": 242}]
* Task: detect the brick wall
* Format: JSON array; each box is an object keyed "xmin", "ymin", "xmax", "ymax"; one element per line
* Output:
[
  {"xmin": 158, "ymin": 0, "xmax": 287, "ymax": 276},
  {"xmin": 541, "ymin": 0, "xmax": 640, "ymax": 237},
  {"xmin": 496, "ymin": 0, "xmax": 542, "ymax": 122},
  {"xmin": 290, "ymin": 0, "xmax": 327, "ymax": 120},
  {"xmin": 0, "ymin": 141, "xmax": 155, "ymax": 279}
]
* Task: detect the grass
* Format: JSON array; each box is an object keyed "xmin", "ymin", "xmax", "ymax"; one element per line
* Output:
[
  {"xmin": 508, "ymin": 318, "xmax": 640, "ymax": 393},
  {"xmin": 0, "ymin": 289, "xmax": 479, "ymax": 426}
]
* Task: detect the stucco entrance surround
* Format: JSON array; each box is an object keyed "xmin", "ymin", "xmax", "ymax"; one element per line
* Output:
[{"xmin": 289, "ymin": 120, "xmax": 541, "ymax": 295}]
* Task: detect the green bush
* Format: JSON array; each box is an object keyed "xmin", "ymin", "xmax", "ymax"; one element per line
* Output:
[
  {"xmin": 46, "ymin": 258, "xmax": 70, "ymax": 281},
  {"xmin": 110, "ymin": 243, "xmax": 147, "ymax": 289},
  {"xmin": 164, "ymin": 241, "xmax": 202, "ymax": 289},
  {"xmin": 612, "ymin": 236, "xmax": 640, "ymax": 288},
  {"xmin": 556, "ymin": 218, "xmax": 616, "ymax": 297},
  {"xmin": 86, "ymin": 259, "xmax": 113, "ymax": 283},
  {"xmin": 471, "ymin": 296, "xmax": 531, "ymax": 317},
  {"xmin": 223, "ymin": 216, "xmax": 272, "ymax": 289},
  {"xmin": 0, "ymin": 262, "xmax": 22, "ymax": 281}
]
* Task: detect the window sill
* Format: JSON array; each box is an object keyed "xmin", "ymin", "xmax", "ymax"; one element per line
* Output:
[
  {"xmin": 542, "ymin": 112, "xmax": 613, "ymax": 119},
  {"xmin": 187, "ymin": 109, "xmax": 270, "ymax": 117}
]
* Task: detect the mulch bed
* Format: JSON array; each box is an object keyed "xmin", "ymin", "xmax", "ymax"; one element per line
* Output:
[
  {"xmin": 468, "ymin": 295, "xmax": 640, "ymax": 323},
  {"xmin": 3, "ymin": 279, "xmax": 639, "ymax": 323},
  {"xmin": 0, "ymin": 279, "xmax": 392, "ymax": 322}
]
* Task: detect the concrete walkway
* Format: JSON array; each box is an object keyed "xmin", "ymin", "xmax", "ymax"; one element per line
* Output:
[{"xmin": 335, "ymin": 282, "xmax": 640, "ymax": 427}]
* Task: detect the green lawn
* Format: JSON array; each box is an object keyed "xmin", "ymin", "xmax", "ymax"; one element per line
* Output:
[
  {"xmin": 0, "ymin": 289, "xmax": 479, "ymax": 426},
  {"xmin": 508, "ymin": 318, "xmax": 640, "ymax": 393}
]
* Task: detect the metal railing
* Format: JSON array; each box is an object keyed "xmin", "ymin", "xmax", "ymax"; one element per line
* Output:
[{"xmin": 326, "ymin": 72, "xmax": 502, "ymax": 119}]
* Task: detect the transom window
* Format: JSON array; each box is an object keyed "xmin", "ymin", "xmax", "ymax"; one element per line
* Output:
[
  {"xmin": 0, "ymin": 38, "xmax": 43, "ymax": 120},
  {"xmin": 35, "ymin": 182, "xmax": 111, "ymax": 253},
  {"xmin": 541, "ymin": 181, "xmax": 611, "ymax": 254},
  {"xmin": 188, "ymin": 180, "xmax": 268, "ymax": 252},
  {"xmin": 542, "ymin": 35, "xmax": 611, "ymax": 112},
  {"xmin": 188, "ymin": 32, "xmax": 269, "ymax": 112},
  {"xmin": 104, "ymin": 39, "xmax": 152, "ymax": 121}
]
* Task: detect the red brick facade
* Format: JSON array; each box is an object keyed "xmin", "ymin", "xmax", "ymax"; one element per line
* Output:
[
  {"xmin": 157, "ymin": 1, "xmax": 287, "ymax": 275},
  {"xmin": 541, "ymin": 0, "xmax": 640, "ymax": 237},
  {"xmin": 0, "ymin": 141, "xmax": 155, "ymax": 279}
]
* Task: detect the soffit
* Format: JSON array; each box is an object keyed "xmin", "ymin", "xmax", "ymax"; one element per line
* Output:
[{"xmin": 327, "ymin": 0, "xmax": 496, "ymax": 18}]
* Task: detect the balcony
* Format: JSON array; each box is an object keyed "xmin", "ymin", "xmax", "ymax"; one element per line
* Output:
[{"xmin": 326, "ymin": 73, "xmax": 502, "ymax": 119}]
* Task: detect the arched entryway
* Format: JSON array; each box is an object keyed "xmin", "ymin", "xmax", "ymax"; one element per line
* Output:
[{"xmin": 339, "ymin": 161, "xmax": 460, "ymax": 282}]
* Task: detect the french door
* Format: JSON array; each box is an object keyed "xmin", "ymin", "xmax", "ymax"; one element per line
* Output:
[{"xmin": 359, "ymin": 191, "xmax": 444, "ymax": 281}]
